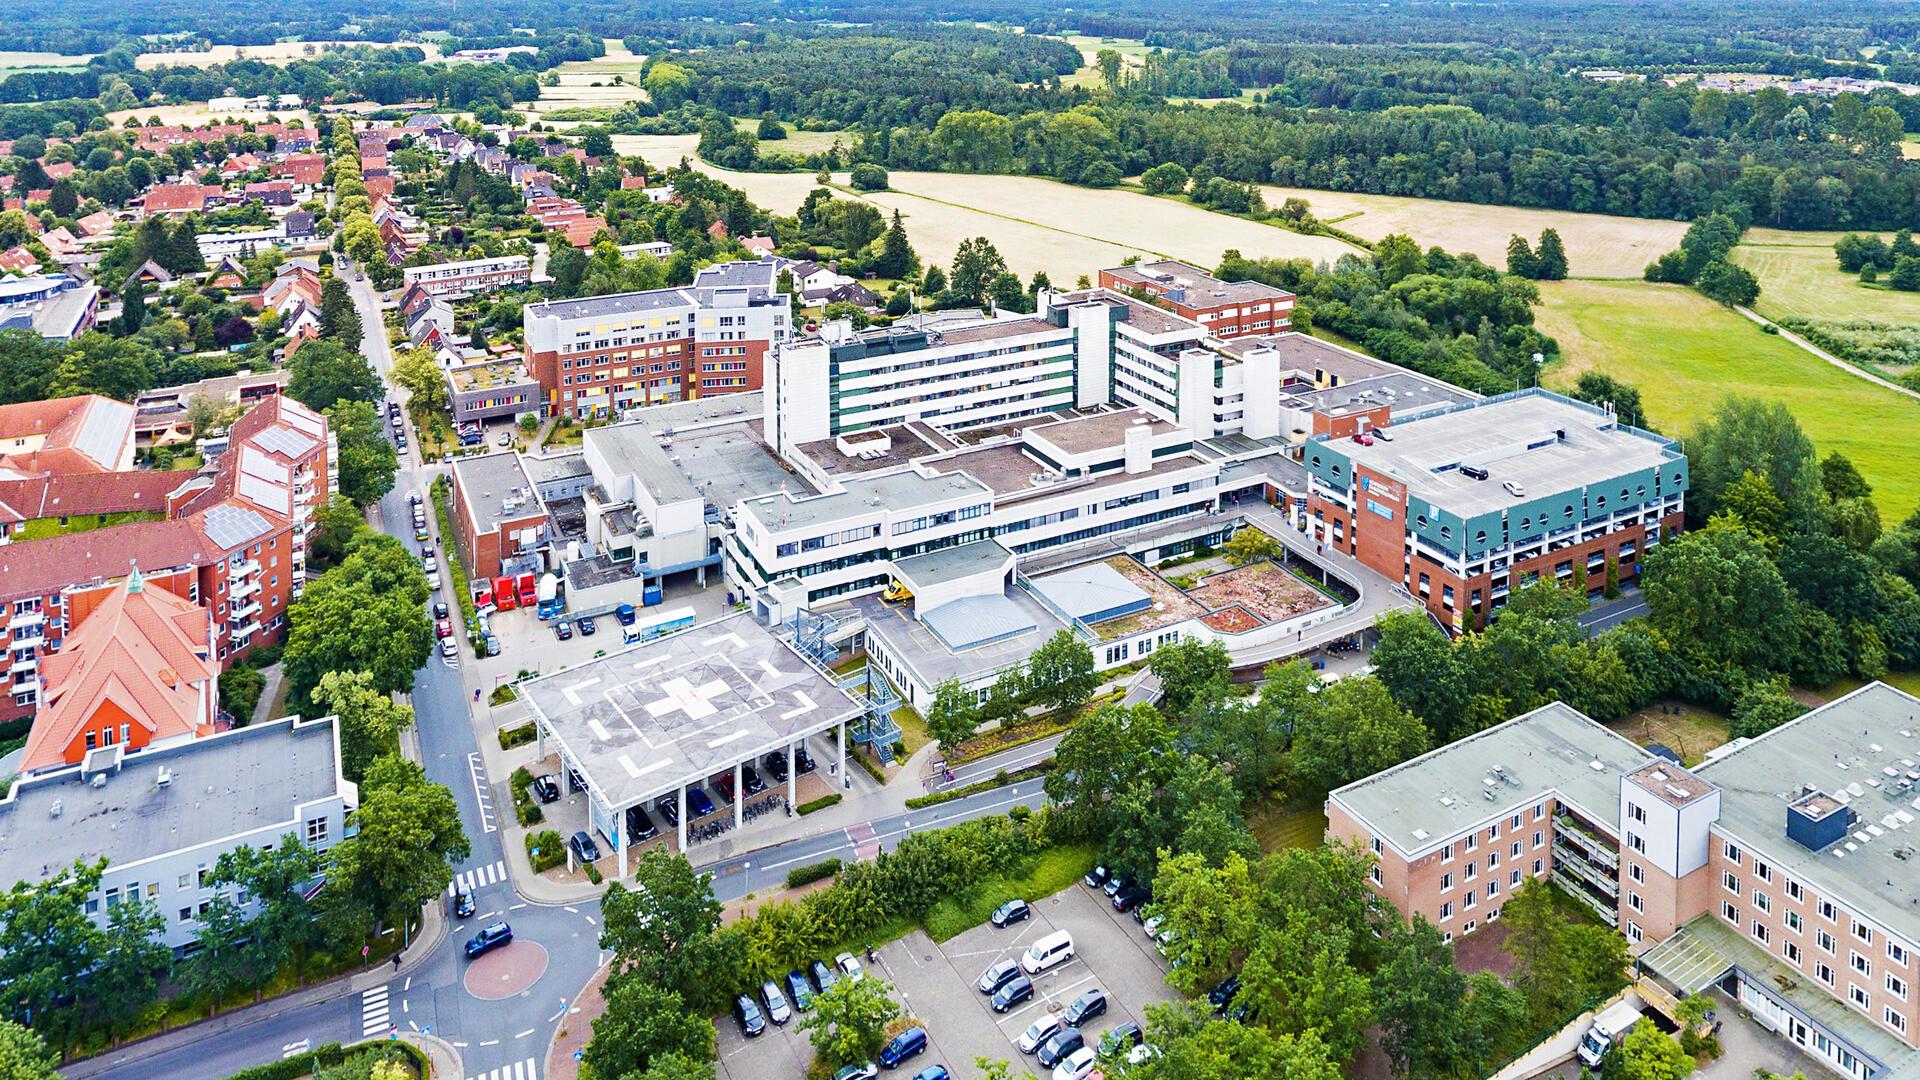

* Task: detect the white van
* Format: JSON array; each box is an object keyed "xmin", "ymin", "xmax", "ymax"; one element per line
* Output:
[{"xmin": 1021, "ymin": 930, "xmax": 1075, "ymax": 975}]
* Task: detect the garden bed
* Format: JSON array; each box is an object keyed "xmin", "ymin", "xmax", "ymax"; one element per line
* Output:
[
  {"xmin": 1198, "ymin": 605, "xmax": 1263, "ymax": 633},
  {"xmin": 1186, "ymin": 559, "xmax": 1337, "ymax": 622},
  {"xmin": 1087, "ymin": 555, "xmax": 1207, "ymax": 640}
]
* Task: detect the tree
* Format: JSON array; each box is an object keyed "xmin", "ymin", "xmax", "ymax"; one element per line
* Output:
[
  {"xmin": 1618, "ymin": 1019, "xmax": 1694, "ymax": 1080},
  {"xmin": 1234, "ymin": 913, "xmax": 1374, "ymax": 1063},
  {"xmin": 583, "ymin": 980, "xmax": 714, "ymax": 1080},
  {"xmin": 47, "ymin": 333, "xmax": 154, "ymax": 401},
  {"xmin": 0, "ymin": 859, "xmax": 115, "ymax": 1044},
  {"xmin": 601, "ymin": 850, "xmax": 732, "ymax": 1011},
  {"xmin": 1136, "ymin": 1001, "xmax": 1343, "ymax": 1079},
  {"xmin": 1505, "ymin": 235, "xmax": 1538, "ymax": 278},
  {"xmin": 798, "ymin": 975, "xmax": 900, "ymax": 1069},
  {"xmin": 1892, "ymin": 255, "xmax": 1920, "ymax": 292},
  {"xmin": 1821, "ymin": 451, "xmax": 1873, "ymax": 503},
  {"xmin": 754, "ymin": 116, "xmax": 786, "ymax": 141},
  {"xmin": 390, "ymin": 345, "xmax": 449, "ymax": 415},
  {"xmin": 284, "ymin": 534, "xmax": 431, "ymax": 714},
  {"xmin": 1291, "ymin": 676, "xmax": 1429, "ymax": 792},
  {"xmin": 288, "ymin": 340, "xmax": 379, "ymax": 412},
  {"xmin": 1643, "ymin": 519, "xmax": 1800, "ymax": 674},
  {"xmin": 1369, "ymin": 610, "xmax": 1476, "ymax": 744},
  {"xmin": 924, "ymin": 677, "xmax": 981, "ymax": 751},
  {"xmin": 1140, "ymin": 162, "xmax": 1189, "ymax": 195},
  {"xmin": 1534, "ymin": 228, "xmax": 1569, "ymax": 280},
  {"xmin": 1151, "ymin": 850, "xmax": 1258, "ymax": 994},
  {"xmin": 1570, "ymin": 372, "xmax": 1647, "ymax": 429},
  {"xmin": 871, "ymin": 210, "xmax": 917, "ymax": 281},
  {"xmin": 0, "ymin": 1020, "xmax": 58, "ymax": 1080},
  {"xmin": 1685, "ymin": 396, "xmax": 1821, "ymax": 524},
  {"xmin": 1221, "ymin": 526, "xmax": 1281, "ymax": 566},
  {"xmin": 849, "ymin": 163, "xmax": 889, "ymax": 191},
  {"xmin": 317, "ymin": 277, "xmax": 362, "ymax": 343},
  {"xmin": 1374, "ymin": 918, "xmax": 1502, "ymax": 1080},
  {"xmin": 1045, "ymin": 703, "xmax": 1176, "ymax": 838},
  {"xmin": 1694, "ymin": 259, "xmax": 1760, "ymax": 305},
  {"xmin": 1731, "ymin": 676, "xmax": 1807, "ymax": 738},
  {"xmin": 323, "ymin": 755, "xmax": 470, "ymax": 938},
  {"xmin": 1024, "ymin": 630, "xmax": 1098, "ymax": 713},
  {"xmin": 1148, "ymin": 638, "xmax": 1231, "ymax": 717},
  {"xmin": 116, "ymin": 278, "xmax": 148, "ymax": 336},
  {"xmin": 210, "ymin": 836, "xmax": 323, "ymax": 980},
  {"xmin": 326, "ymin": 400, "xmax": 398, "ymax": 507},
  {"xmin": 176, "ymin": 892, "xmax": 259, "ymax": 1011},
  {"xmin": 1503, "ymin": 880, "xmax": 1628, "ymax": 1028},
  {"xmin": 949, "ymin": 237, "xmax": 1008, "ymax": 306},
  {"xmin": 312, "ymin": 670, "xmax": 416, "ymax": 783},
  {"xmin": 643, "ymin": 62, "xmax": 693, "ymax": 109}
]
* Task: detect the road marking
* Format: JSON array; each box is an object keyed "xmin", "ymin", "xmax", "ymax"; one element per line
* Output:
[
  {"xmin": 450, "ymin": 860, "xmax": 507, "ymax": 894},
  {"xmin": 281, "ymin": 1039, "xmax": 311, "ymax": 1058},
  {"xmin": 468, "ymin": 753, "xmax": 498, "ymax": 833},
  {"xmin": 465, "ymin": 1059, "xmax": 538, "ymax": 1080},
  {"xmin": 360, "ymin": 985, "xmax": 391, "ymax": 1038},
  {"xmin": 514, "ymin": 1028, "xmax": 534, "ymax": 1039},
  {"xmin": 403, "ymin": 976, "xmax": 412, "ymax": 991}
]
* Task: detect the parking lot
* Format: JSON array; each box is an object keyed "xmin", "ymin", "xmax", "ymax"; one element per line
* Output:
[
  {"xmin": 715, "ymin": 881, "xmax": 1182, "ymax": 1079},
  {"xmin": 468, "ymin": 574, "xmax": 738, "ymax": 694}
]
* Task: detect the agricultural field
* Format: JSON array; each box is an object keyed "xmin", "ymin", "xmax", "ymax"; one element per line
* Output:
[
  {"xmin": 134, "ymin": 40, "xmax": 438, "ymax": 69},
  {"xmin": 1537, "ymin": 278, "xmax": 1920, "ymax": 521},
  {"xmin": 1054, "ymin": 34, "xmax": 1148, "ymax": 88},
  {"xmin": 608, "ymin": 132, "xmax": 700, "ymax": 165},
  {"xmin": 692, "ymin": 165, "xmax": 1359, "ymax": 283},
  {"xmin": 524, "ymin": 39, "xmax": 647, "ymax": 125},
  {"xmin": 0, "ymin": 50, "xmax": 95, "ymax": 76},
  {"xmin": 1732, "ymin": 228, "xmax": 1920, "ymax": 324},
  {"xmin": 1254, "ymin": 183, "xmax": 1688, "ymax": 278},
  {"xmin": 733, "ymin": 118, "xmax": 852, "ymax": 156},
  {"xmin": 1904, "ymin": 136, "xmax": 1920, "ymax": 160}
]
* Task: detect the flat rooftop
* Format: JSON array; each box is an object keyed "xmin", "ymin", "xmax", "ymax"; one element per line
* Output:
[
  {"xmin": 740, "ymin": 467, "xmax": 989, "ymax": 534},
  {"xmin": 452, "ymin": 452, "xmax": 543, "ymax": 531},
  {"xmin": 1053, "ymin": 288, "xmax": 1201, "ymax": 337},
  {"xmin": 1289, "ymin": 371, "xmax": 1478, "ymax": 420},
  {"xmin": 892, "ymin": 539, "xmax": 1012, "ymax": 590},
  {"xmin": 584, "ymin": 422, "xmax": 699, "ymax": 504},
  {"xmin": 936, "ymin": 317, "xmax": 1060, "ymax": 346},
  {"xmin": 520, "ymin": 612, "xmax": 863, "ymax": 810},
  {"xmin": 523, "ymin": 286, "xmax": 694, "ymax": 322},
  {"xmin": 1027, "ymin": 409, "xmax": 1177, "ymax": 456},
  {"xmin": 851, "ymin": 586, "xmax": 1069, "ymax": 688},
  {"xmin": 673, "ymin": 425, "xmax": 802, "ymax": 512},
  {"xmin": 521, "ymin": 452, "xmax": 592, "ymax": 487},
  {"xmin": 1331, "ymin": 390, "xmax": 1681, "ymax": 517},
  {"xmin": 622, "ymin": 390, "xmax": 763, "ymax": 431},
  {"xmin": 796, "ymin": 426, "xmax": 949, "ymax": 476},
  {"xmin": 1698, "ymin": 681, "xmax": 1920, "ymax": 947},
  {"xmin": 1222, "ymin": 332, "xmax": 1403, "ymax": 385},
  {"xmin": 0, "ymin": 717, "xmax": 344, "ymax": 887},
  {"xmin": 1329, "ymin": 701, "xmax": 1652, "ymax": 858},
  {"xmin": 1103, "ymin": 260, "xmax": 1292, "ymax": 308},
  {"xmin": 449, "ymin": 357, "xmax": 536, "ymax": 392}
]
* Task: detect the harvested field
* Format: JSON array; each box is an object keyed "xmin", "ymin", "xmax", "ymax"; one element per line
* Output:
[
  {"xmin": 1253, "ymin": 184, "xmax": 1687, "ymax": 279},
  {"xmin": 526, "ymin": 40, "xmax": 648, "ymax": 123},
  {"xmin": 1089, "ymin": 555, "xmax": 1205, "ymax": 640},
  {"xmin": 135, "ymin": 41, "xmax": 438, "ymax": 70},
  {"xmin": 611, "ymin": 133, "xmax": 702, "ymax": 167},
  {"xmin": 738, "ymin": 119, "xmax": 852, "ymax": 156},
  {"xmin": 1187, "ymin": 560, "xmax": 1335, "ymax": 623},
  {"xmin": 0, "ymin": 51, "xmax": 95, "ymax": 75}
]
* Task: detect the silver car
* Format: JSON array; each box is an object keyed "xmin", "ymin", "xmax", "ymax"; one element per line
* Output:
[
  {"xmin": 760, "ymin": 980, "xmax": 791, "ymax": 1024},
  {"xmin": 1018, "ymin": 1013, "xmax": 1063, "ymax": 1055}
]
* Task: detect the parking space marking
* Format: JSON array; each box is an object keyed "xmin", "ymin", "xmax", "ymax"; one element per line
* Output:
[
  {"xmin": 467, "ymin": 753, "xmax": 497, "ymax": 833},
  {"xmin": 992, "ymin": 970, "xmax": 1099, "ymax": 1034}
]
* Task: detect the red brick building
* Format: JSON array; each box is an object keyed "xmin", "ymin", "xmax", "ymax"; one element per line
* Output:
[
  {"xmin": 449, "ymin": 452, "xmax": 547, "ymax": 582},
  {"xmin": 1098, "ymin": 260, "xmax": 1294, "ymax": 339},
  {"xmin": 521, "ymin": 260, "xmax": 791, "ymax": 419}
]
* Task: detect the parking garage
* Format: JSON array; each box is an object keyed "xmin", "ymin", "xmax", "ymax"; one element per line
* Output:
[{"xmin": 519, "ymin": 611, "xmax": 864, "ymax": 874}]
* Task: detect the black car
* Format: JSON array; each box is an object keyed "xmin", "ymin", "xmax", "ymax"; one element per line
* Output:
[
  {"xmin": 1083, "ymin": 865, "xmax": 1111, "ymax": 890},
  {"xmin": 1036, "ymin": 1028, "xmax": 1086, "ymax": 1069},
  {"xmin": 577, "ymin": 615, "xmax": 597, "ymax": 636},
  {"xmin": 1112, "ymin": 883, "xmax": 1151, "ymax": 913},
  {"xmin": 784, "ymin": 969, "xmax": 815, "ymax": 1012},
  {"xmin": 567, "ymin": 767, "xmax": 588, "ymax": 794},
  {"xmin": 433, "ymin": 601, "xmax": 449, "ymax": 619},
  {"xmin": 554, "ymin": 620, "xmax": 573, "ymax": 641},
  {"xmin": 990, "ymin": 974, "xmax": 1035, "ymax": 1013},
  {"xmin": 809, "ymin": 959, "xmax": 839, "ymax": 994},
  {"xmin": 530, "ymin": 775, "xmax": 560, "ymax": 803},
  {"xmin": 1099, "ymin": 1022, "xmax": 1144, "ymax": 1057},
  {"xmin": 763, "ymin": 751, "xmax": 791, "ymax": 782},
  {"xmin": 464, "ymin": 922, "xmax": 512, "ymax": 958},
  {"xmin": 1063, "ymin": 988, "xmax": 1108, "ymax": 1026},
  {"xmin": 733, "ymin": 994, "xmax": 766, "ymax": 1037},
  {"xmin": 991, "ymin": 898, "xmax": 1031, "ymax": 928},
  {"xmin": 568, "ymin": 830, "xmax": 600, "ymax": 864},
  {"xmin": 794, "ymin": 746, "xmax": 818, "ymax": 774},
  {"xmin": 625, "ymin": 805, "xmax": 658, "ymax": 842},
  {"xmin": 656, "ymin": 796, "xmax": 681, "ymax": 828},
  {"xmin": 742, "ymin": 765, "xmax": 768, "ymax": 795},
  {"xmin": 977, "ymin": 958, "xmax": 1021, "ymax": 995},
  {"xmin": 452, "ymin": 889, "xmax": 475, "ymax": 919},
  {"xmin": 1207, "ymin": 976, "xmax": 1241, "ymax": 1014}
]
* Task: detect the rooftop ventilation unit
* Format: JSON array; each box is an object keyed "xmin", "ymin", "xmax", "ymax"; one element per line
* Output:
[{"xmin": 156, "ymin": 766, "xmax": 172, "ymax": 788}]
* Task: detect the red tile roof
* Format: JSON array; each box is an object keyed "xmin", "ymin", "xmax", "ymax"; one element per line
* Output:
[{"xmin": 141, "ymin": 184, "xmax": 224, "ymax": 213}]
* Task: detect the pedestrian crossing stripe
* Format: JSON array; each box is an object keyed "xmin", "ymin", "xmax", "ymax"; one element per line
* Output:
[
  {"xmin": 359, "ymin": 985, "xmax": 391, "ymax": 1038},
  {"xmin": 465, "ymin": 1057, "xmax": 538, "ymax": 1080},
  {"xmin": 447, "ymin": 860, "xmax": 507, "ymax": 895}
]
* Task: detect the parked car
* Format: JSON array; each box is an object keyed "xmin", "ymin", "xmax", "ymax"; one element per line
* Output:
[
  {"xmin": 1019, "ymin": 1014, "xmax": 1064, "ymax": 1055},
  {"xmin": 832, "ymin": 1064, "xmax": 878, "ymax": 1080},
  {"xmin": 415, "ymin": 525, "xmax": 430, "ymax": 542},
  {"xmin": 794, "ymin": 746, "xmax": 818, "ymax": 774},
  {"xmin": 1083, "ymin": 865, "xmax": 1110, "ymax": 889},
  {"xmin": 433, "ymin": 601, "xmax": 449, "ymax": 619},
  {"xmin": 554, "ymin": 620, "xmax": 573, "ymax": 641},
  {"xmin": 1063, "ymin": 988, "xmax": 1107, "ymax": 1026},
  {"xmin": 710, "ymin": 773, "xmax": 735, "ymax": 803},
  {"xmin": 741, "ymin": 765, "xmax": 767, "ymax": 795},
  {"xmin": 878, "ymin": 1026, "xmax": 927, "ymax": 1069},
  {"xmin": 657, "ymin": 797, "xmax": 680, "ymax": 828},
  {"xmin": 422, "ymin": 554, "xmax": 437, "ymax": 574},
  {"xmin": 686, "ymin": 787, "xmax": 716, "ymax": 818},
  {"xmin": 760, "ymin": 980, "xmax": 792, "ymax": 1025},
  {"xmin": 615, "ymin": 603, "xmax": 636, "ymax": 625},
  {"xmin": 1207, "ymin": 976, "xmax": 1241, "ymax": 1014},
  {"xmin": 784, "ymin": 969, "xmax": 815, "ymax": 1012},
  {"xmin": 1021, "ymin": 931, "xmax": 1075, "ymax": 975},
  {"xmin": 1141, "ymin": 914, "xmax": 1164, "ymax": 938},
  {"xmin": 1112, "ymin": 883, "xmax": 1151, "ymax": 912},
  {"xmin": 577, "ymin": 615, "xmax": 596, "ymax": 636},
  {"xmin": 530, "ymin": 775, "xmax": 560, "ymax": 803},
  {"xmin": 625, "ymin": 805, "xmax": 658, "ymax": 842},
  {"xmin": 451, "ymin": 889, "xmax": 475, "ymax": 919},
  {"xmin": 809, "ymin": 959, "xmax": 839, "ymax": 994},
  {"xmin": 1051, "ymin": 1046, "xmax": 1098, "ymax": 1080},
  {"xmin": 733, "ymin": 994, "xmax": 765, "ymax": 1037},
  {"xmin": 991, "ymin": 898, "xmax": 1031, "ymax": 928},
  {"xmin": 497, "ymin": 431, "xmax": 514, "ymax": 447},
  {"xmin": 763, "ymin": 751, "xmax": 791, "ymax": 781},
  {"xmin": 1036, "ymin": 1028, "xmax": 1085, "ymax": 1069},
  {"xmin": 464, "ymin": 922, "xmax": 512, "ymax": 958},
  {"xmin": 977, "ymin": 958, "xmax": 1021, "ymax": 995},
  {"xmin": 835, "ymin": 951, "xmax": 866, "ymax": 982},
  {"xmin": 439, "ymin": 638, "xmax": 458, "ymax": 660},
  {"xmin": 436, "ymin": 618, "xmax": 453, "ymax": 638},
  {"xmin": 1102, "ymin": 872, "xmax": 1131, "ymax": 898},
  {"xmin": 991, "ymin": 974, "xmax": 1035, "ymax": 1013},
  {"xmin": 910, "ymin": 1067, "xmax": 951, "ymax": 1080},
  {"xmin": 568, "ymin": 830, "xmax": 600, "ymax": 864},
  {"xmin": 567, "ymin": 767, "xmax": 588, "ymax": 793},
  {"xmin": 1099, "ymin": 1022, "xmax": 1144, "ymax": 1058}
]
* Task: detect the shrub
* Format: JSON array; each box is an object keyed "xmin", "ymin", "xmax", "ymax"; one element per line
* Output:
[
  {"xmin": 849, "ymin": 162, "xmax": 888, "ymax": 191},
  {"xmin": 219, "ymin": 666, "xmax": 266, "ymax": 721},
  {"xmin": 797, "ymin": 793, "xmax": 842, "ymax": 815},
  {"xmin": 497, "ymin": 722, "xmax": 535, "ymax": 749},
  {"xmin": 518, "ymin": 803, "xmax": 544, "ymax": 826},
  {"xmin": 527, "ymin": 829, "xmax": 565, "ymax": 872},
  {"xmin": 585, "ymin": 864, "xmax": 603, "ymax": 885},
  {"xmin": 787, "ymin": 858, "xmax": 843, "ymax": 888}
]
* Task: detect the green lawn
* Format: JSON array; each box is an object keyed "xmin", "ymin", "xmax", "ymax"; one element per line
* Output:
[
  {"xmin": 13, "ymin": 511, "xmax": 163, "ymax": 541},
  {"xmin": 1537, "ymin": 279, "xmax": 1920, "ymax": 523},
  {"xmin": 1732, "ymin": 231, "xmax": 1920, "ymax": 325},
  {"xmin": 1248, "ymin": 802, "xmax": 1328, "ymax": 852},
  {"xmin": 921, "ymin": 842, "xmax": 1098, "ymax": 941}
]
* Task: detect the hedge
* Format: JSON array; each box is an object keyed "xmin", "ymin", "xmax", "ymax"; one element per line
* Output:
[
  {"xmin": 903, "ymin": 764, "xmax": 1048, "ymax": 810},
  {"xmin": 219, "ymin": 1038, "xmax": 428, "ymax": 1080},
  {"xmin": 796, "ymin": 793, "xmax": 842, "ymax": 816},
  {"xmin": 786, "ymin": 858, "xmax": 842, "ymax": 888},
  {"xmin": 498, "ymin": 722, "xmax": 535, "ymax": 750},
  {"xmin": 526, "ymin": 829, "xmax": 565, "ymax": 873}
]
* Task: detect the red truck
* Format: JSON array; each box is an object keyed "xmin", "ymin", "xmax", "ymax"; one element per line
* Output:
[
  {"xmin": 492, "ymin": 575, "xmax": 518, "ymax": 611},
  {"xmin": 515, "ymin": 572, "xmax": 538, "ymax": 608}
]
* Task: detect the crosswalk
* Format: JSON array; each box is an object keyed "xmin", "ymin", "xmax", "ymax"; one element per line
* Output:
[
  {"xmin": 448, "ymin": 860, "xmax": 506, "ymax": 895},
  {"xmin": 360, "ymin": 985, "xmax": 392, "ymax": 1039},
  {"xmin": 466, "ymin": 1058, "xmax": 539, "ymax": 1080}
]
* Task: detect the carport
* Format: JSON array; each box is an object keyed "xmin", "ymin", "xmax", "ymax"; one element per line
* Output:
[{"xmin": 519, "ymin": 611, "xmax": 863, "ymax": 873}]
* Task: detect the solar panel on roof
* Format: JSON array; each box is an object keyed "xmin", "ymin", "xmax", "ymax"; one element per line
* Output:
[
  {"xmin": 202, "ymin": 503, "xmax": 272, "ymax": 549},
  {"xmin": 253, "ymin": 426, "xmax": 316, "ymax": 458}
]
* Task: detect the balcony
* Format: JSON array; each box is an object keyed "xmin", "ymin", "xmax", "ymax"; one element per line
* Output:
[
  {"xmin": 9, "ymin": 654, "xmax": 36, "ymax": 674},
  {"xmin": 1552, "ymin": 840, "xmax": 1621, "ymax": 897},
  {"xmin": 1553, "ymin": 814, "xmax": 1620, "ymax": 868},
  {"xmin": 229, "ymin": 577, "xmax": 261, "ymax": 600},
  {"xmin": 229, "ymin": 621, "xmax": 260, "ymax": 642},
  {"xmin": 1551, "ymin": 868, "xmax": 1621, "ymax": 927},
  {"xmin": 8, "ymin": 624, "xmax": 44, "ymax": 647},
  {"xmin": 228, "ymin": 559, "xmax": 262, "ymax": 579},
  {"xmin": 8, "ymin": 609, "xmax": 44, "ymax": 630},
  {"xmin": 10, "ymin": 676, "xmax": 40, "ymax": 697},
  {"xmin": 229, "ymin": 600, "xmax": 262, "ymax": 623}
]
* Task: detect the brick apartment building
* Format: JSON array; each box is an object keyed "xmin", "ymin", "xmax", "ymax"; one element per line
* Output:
[
  {"xmin": 1303, "ymin": 388, "xmax": 1687, "ymax": 630},
  {"xmin": 449, "ymin": 452, "xmax": 548, "ymax": 582},
  {"xmin": 521, "ymin": 260, "xmax": 791, "ymax": 419},
  {"xmin": 1330, "ymin": 682, "xmax": 1920, "ymax": 1080},
  {"xmin": 1097, "ymin": 260, "xmax": 1294, "ymax": 339}
]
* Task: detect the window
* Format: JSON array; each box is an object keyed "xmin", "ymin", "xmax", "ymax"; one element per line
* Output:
[
  {"xmin": 1888, "ymin": 973, "xmax": 1908, "ymax": 1001},
  {"xmin": 1463, "ymin": 861, "xmax": 1477, "ymax": 881},
  {"xmin": 1488, "ymin": 851, "xmax": 1502, "ymax": 870},
  {"xmin": 1723, "ymin": 840, "xmax": 1743, "ymax": 864},
  {"xmin": 1886, "ymin": 1008, "xmax": 1907, "ymax": 1034},
  {"xmin": 1628, "ymin": 802, "xmax": 1648, "ymax": 825},
  {"xmin": 1752, "ymin": 922, "xmax": 1771, "ymax": 944},
  {"xmin": 1785, "ymin": 941, "xmax": 1802, "ymax": 964},
  {"xmin": 1890, "ymin": 941, "xmax": 1910, "ymax": 966},
  {"xmin": 1533, "ymin": 803, "xmax": 1545, "ymax": 821},
  {"xmin": 1820, "ymin": 899, "xmax": 1839, "ymax": 921},
  {"xmin": 1440, "ymin": 902, "xmax": 1453, "ymax": 920},
  {"xmin": 305, "ymin": 817, "xmax": 328, "ymax": 844},
  {"xmin": 1787, "ymin": 911, "xmax": 1803, "ymax": 933},
  {"xmin": 1487, "ymin": 823, "xmax": 1500, "ymax": 841},
  {"xmin": 1722, "ymin": 901, "xmax": 1739, "ymax": 924},
  {"xmin": 1510, "ymin": 841, "xmax": 1522, "ymax": 859},
  {"xmin": 1370, "ymin": 837, "xmax": 1383, "ymax": 855},
  {"xmin": 1532, "ymin": 858, "xmax": 1543, "ymax": 875},
  {"xmin": 1629, "ymin": 892, "xmax": 1644, "ymax": 913},
  {"xmin": 1628, "ymin": 922, "xmax": 1643, "ymax": 944},
  {"xmin": 1818, "ymin": 929, "xmax": 1837, "ymax": 954},
  {"xmin": 1510, "ymin": 869, "xmax": 1522, "ymax": 886},
  {"xmin": 1532, "ymin": 830, "xmax": 1543, "ymax": 849},
  {"xmin": 1441, "ymin": 843, "xmax": 1454, "ymax": 861},
  {"xmin": 1756, "ymin": 860, "xmax": 1773, "ymax": 883},
  {"xmin": 1511, "ymin": 813, "xmax": 1523, "ymax": 830},
  {"xmin": 1441, "ymin": 872, "xmax": 1453, "ymax": 891},
  {"xmin": 1787, "ymin": 879, "xmax": 1804, "ymax": 902},
  {"xmin": 1850, "ymin": 985, "xmax": 1870, "ymax": 1011},
  {"xmin": 178, "ymin": 907, "xmax": 193, "ymax": 924},
  {"xmin": 1816, "ymin": 962, "xmax": 1836, "ymax": 986},
  {"xmin": 1854, "ymin": 920, "xmax": 1875, "ymax": 945},
  {"xmin": 1465, "ymin": 833, "xmax": 1478, "ymax": 852},
  {"xmin": 1464, "ymin": 891, "xmax": 1477, "ymax": 910},
  {"xmin": 1723, "ymin": 870, "xmax": 1740, "ymax": 894},
  {"xmin": 1487, "ymin": 880, "xmax": 1500, "ymax": 898},
  {"xmin": 1852, "ymin": 951, "xmax": 1871, "ymax": 976},
  {"xmin": 1628, "ymin": 832, "xmax": 1646, "ymax": 854},
  {"xmin": 196, "ymin": 867, "xmax": 210, "ymax": 887},
  {"xmin": 1754, "ymin": 890, "xmax": 1771, "ymax": 914},
  {"xmin": 1630, "ymin": 863, "xmax": 1646, "ymax": 884},
  {"xmin": 1369, "ymin": 865, "xmax": 1383, "ymax": 886}
]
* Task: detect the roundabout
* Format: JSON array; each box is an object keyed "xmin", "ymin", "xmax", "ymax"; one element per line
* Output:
[{"xmin": 463, "ymin": 940, "xmax": 550, "ymax": 1000}]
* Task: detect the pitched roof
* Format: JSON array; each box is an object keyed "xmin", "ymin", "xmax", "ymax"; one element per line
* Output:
[
  {"xmin": 141, "ymin": 184, "xmax": 223, "ymax": 213},
  {"xmin": 0, "ymin": 395, "xmax": 135, "ymax": 475},
  {"xmin": 23, "ymin": 573, "xmax": 215, "ymax": 772},
  {"xmin": 74, "ymin": 211, "xmax": 115, "ymax": 237}
]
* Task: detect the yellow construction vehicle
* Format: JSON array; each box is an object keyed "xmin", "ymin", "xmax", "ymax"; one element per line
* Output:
[{"xmin": 882, "ymin": 580, "xmax": 912, "ymax": 603}]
